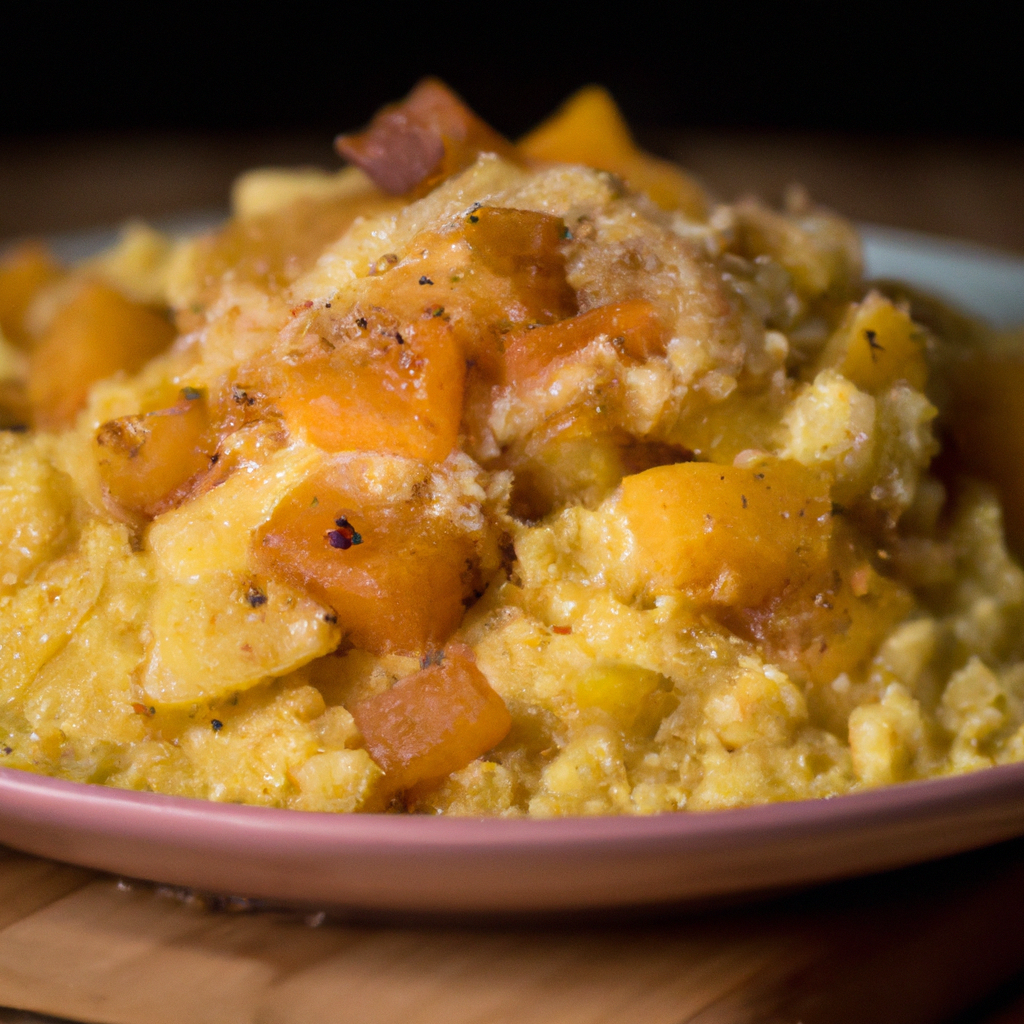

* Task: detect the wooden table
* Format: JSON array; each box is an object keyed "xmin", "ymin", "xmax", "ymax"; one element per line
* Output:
[
  {"xmin": 2, "ymin": 130, "xmax": 1024, "ymax": 1023},
  {"xmin": 4, "ymin": 835, "xmax": 1024, "ymax": 1023}
]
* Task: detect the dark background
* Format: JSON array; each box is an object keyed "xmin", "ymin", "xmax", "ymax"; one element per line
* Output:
[
  {"xmin": 2, "ymin": 6, "xmax": 1023, "ymax": 249},
  {"xmin": 3, "ymin": 7, "xmax": 1019, "ymax": 140}
]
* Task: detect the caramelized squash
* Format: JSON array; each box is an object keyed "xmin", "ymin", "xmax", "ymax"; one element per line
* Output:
[
  {"xmin": 0, "ymin": 243, "xmax": 63, "ymax": 346},
  {"xmin": 732, "ymin": 556, "xmax": 914, "ymax": 691},
  {"xmin": 28, "ymin": 282, "xmax": 175, "ymax": 430},
  {"xmin": 272, "ymin": 308, "xmax": 465, "ymax": 461},
  {"xmin": 253, "ymin": 459, "xmax": 476, "ymax": 655},
  {"xmin": 501, "ymin": 299, "xmax": 666, "ymax": 388},
  {"xmin": 518, "ymin": 86, "xmax": 708, "ymax": 219},
  {"xmin": 462, "ymin": 206, "xmax": 577, "ymax": 328},
  {"xmin": 817, "ymin": 291, "xmax": 928, "ymax": 393},
  {"xmin": 352, "ymin": 643, "xmax": 511, "ymax": 791},
  {"xmin": 96, "ymin": 389, "xmax": 217, "ymax": 519},
  {"xmin": 619, "ymin": 457, "xmax": 833, "ymax": 608},
  {"xmin": 336, "ymin": 78, "xmax": 519, "ymax": 196}
]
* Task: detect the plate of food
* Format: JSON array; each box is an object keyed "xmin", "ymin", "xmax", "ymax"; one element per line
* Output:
[{"xmin": 3, "ymin": 81, "xmax": 1024, "ymax": 916}]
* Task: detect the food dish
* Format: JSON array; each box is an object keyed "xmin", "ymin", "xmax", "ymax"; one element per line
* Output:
[{"xmin": 4, "ymin": 82, "xmax": 1024, "ymax": 836}]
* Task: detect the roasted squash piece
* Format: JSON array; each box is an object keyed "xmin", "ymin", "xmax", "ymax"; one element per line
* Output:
[
  {"xmin": 462, "ymin": 206, "xmax": 577, "ymax": 329},
  {"xmin": 817, "ymin": 291, "xmax": 927, "ymax": 393},
  {"xmin": 518, "ymin": 86, "xmax": 708, "ymax": 219},
  {"xmin": 501, "ymin": 299, "xmax": 666, "ymax": 388},
  {"xmin": 352, "ymin": 643, "xmax": 511, "ymax": 792},
  {"xmin": 0, "ymin": 243, "xmax": 63, "ymax": 347},
  {"xmin": 270, "ymin": 308, "xmax": 465, "ymax": 461},
  {"xmin": 253, "ymin": 459, "xmax": 476, "ymax": 655},
  {"xmin": 28, "ymin": 282, "xmax": 175, "ymax": 430},
  {"xmin": 619, "ymin": 457, "xmax": 833, "ymax": 607},
  {"xmin": 336, "ymin": 78, "xmax": 518, "ymax": 196},
  {"xmin": 96, "ymin": 388, "xmax": 218, "ymax": 519}
]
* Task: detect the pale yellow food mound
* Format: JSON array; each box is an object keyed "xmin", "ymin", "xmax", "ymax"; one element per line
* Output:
[{"xmin": 2, "ymin": 85, "xmax": 1024, "ymax": 816}]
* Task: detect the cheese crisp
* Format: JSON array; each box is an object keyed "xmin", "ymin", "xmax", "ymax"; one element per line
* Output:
[{"xmin": 3, "ymin": 82, "xmax": 1024, "ymax": 816}]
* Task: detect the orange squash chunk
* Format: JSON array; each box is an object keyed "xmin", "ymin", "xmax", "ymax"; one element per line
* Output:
[
  {"xmin": 463, "ymin": 206, "xmax": 577, "ymax": 329},
  {"xmin": 273, "ymin": 309, "xmax": 465, "ymax": 461},
  {"xmin": 336, "ymin": 78, "xmax": 518, "ymax": 196},
  {"xmin": 619, "ymin": 457, "xmax": 833, "ymax": 608},
  {"xmin": 502, "ymin": 299, "xmax": 666, "ymax": 388},
  {"xmin": 817, "ymin": 291, "xmax": 927, "ymax": 393},
  {"xmin": 0, "ymin": 242, "xmax": 63, "ymax": 346},
  {"xmin": 95, "ymin": 389, "xmax": 217, "ymax": 518},
  {"xmin": 519, "ymin": 86, "xmax": 708, "ymax": 219},
  {"xmin": 253, "ymin": 460, "xmax": 475, "ymax": 655},
  {"xmin": 352, "ymin": 643, "xmax": 511, "ymax": 792},
  {"xmin": 28, "ymin": 282, "xmax": 175, "ymax": 430}
]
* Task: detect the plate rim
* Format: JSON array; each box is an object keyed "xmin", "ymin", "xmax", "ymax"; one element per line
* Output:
[{"xmin": 5, "ymin": 757, "xmax": 1024, "ymax": 848}]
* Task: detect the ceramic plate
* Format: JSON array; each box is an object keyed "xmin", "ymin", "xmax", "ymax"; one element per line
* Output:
[{"xmin": 3, "ymin": 224, "xmax": 1024, "ymax": 916}]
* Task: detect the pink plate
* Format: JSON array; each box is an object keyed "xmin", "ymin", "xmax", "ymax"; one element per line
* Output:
[
  {"xmin": 3, "ymin": 229, "xmax": 1024, "ymax": 917},
  {"xmin": 4, "ymin": 763, "xmax": 1024, "ymax": 915}
]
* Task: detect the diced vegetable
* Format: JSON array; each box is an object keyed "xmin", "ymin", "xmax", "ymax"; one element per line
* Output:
[
  {"xmin": 253, "ymin": 459, "xmax": 476, "ymax": 655},
  {"xmin": 462, "ymin": 206, "xmax": 577, "ymax": 331},
  {"xmin": 96, "ymin": 389, "xmax": 217, "ymax": 519},
  {"xmin": 0, "ymin": 242, "xmax": 63, "ymax": 346},
  {"xmin": 271, "ymin": 310, "xmax": 464, "ymax": 462},
  {"xmin": 336, "ymin": 78, "xmax": 518, "ymax": 195},
  {"xmin": 817, "ymin": 291, "xmax": 927, "ymax": 393},
  {"xmin": 518, "ymin": 86, "xmax": 708, "ymax": 219},
  {"xmin": 28, "ymin": 282, "xmax": 175, "ymax": 429},
  {"xmin": 619, "ymin": 457, "xmax": 833, "ymax": 607},
  {"xmin": 734, "ymin": 557, "xmax": 914, "ymax": 688},
  {"xmin": 351, "ymin": 643, "xmax": 511, "ymax": 791},
  {"xmin": 501, "ymin": 299, "xmax": 666, "ymax": 388}
]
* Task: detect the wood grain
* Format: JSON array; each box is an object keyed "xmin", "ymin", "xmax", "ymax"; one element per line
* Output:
[{"xmin": 4, "ymin": 838, "xmax": 1024, "ymax": 1024}]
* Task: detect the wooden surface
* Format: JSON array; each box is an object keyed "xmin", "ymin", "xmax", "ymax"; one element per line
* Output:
[
  {"xmin": 3, "ymin": 837, "xmax": 1024, "ymax": 1023},
  {"xmin": 2, "ymin": 131, "xmax": 1024, "ymax": 1023}
]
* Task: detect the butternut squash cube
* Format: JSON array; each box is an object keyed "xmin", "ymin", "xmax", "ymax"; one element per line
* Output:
[
  {"xmin": 619, "ymin": 457, "xmax": 833, "ymax": 607},
  {"xmin": 95, "ymin": 389, "xmax": 217, "ymax": 519},
  {"xmin": 817, "ymin": 291, "xmax": 927, "ymax": 393},
  {"xmin": 28, "ymin": 282, "xmax": 175, "ymax": 429},
  {"xmin": 253, "ymin": 458, "xmax": 476, "ymax": 655},
  {"xmin": 463, "ymin": 206, "xmax": 577, "ymax": 328},
  {"xmin": 519, "ymin": 86, "xmax": 708, "ymax": 219},
  {"xmin": 502, "ymin": 299, "xmax": 666, "ymax": 388},
  {"xmin": 336, "ymin": 78, "xmax": 518, "ymax": 196},
  {"xmin": 733, "ymin": 559, "xmax": 914, "ymax": 690},
  {"xmin": 0, "ymin": 243, "xmax": 63, "ymax": 346},
  {"xmin": 352, "ymin": 643, "xmax": 511, "ymax": 791},
  {"xmin": 274, "ymin": 311, "xmax": 464, "ymax": 462}
]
